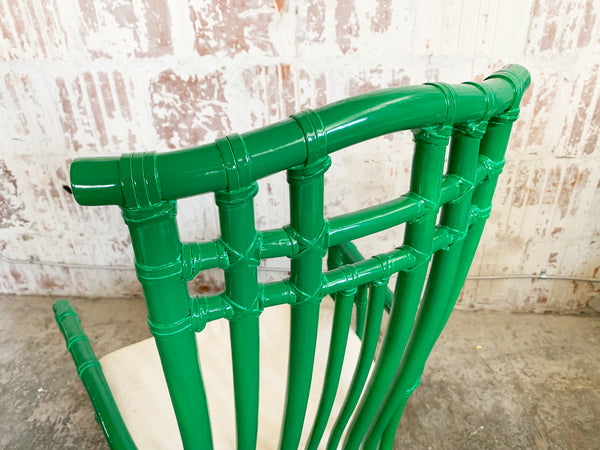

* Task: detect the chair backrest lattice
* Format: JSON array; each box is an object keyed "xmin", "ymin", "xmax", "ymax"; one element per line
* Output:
[{"xmin": 63, "ymin": 65, "xmax": 530, "ymax": 450}]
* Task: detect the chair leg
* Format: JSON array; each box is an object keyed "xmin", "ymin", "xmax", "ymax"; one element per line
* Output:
[{"xmin": 380, "ymin": 399, "xmax": 407, "ymax": 450}]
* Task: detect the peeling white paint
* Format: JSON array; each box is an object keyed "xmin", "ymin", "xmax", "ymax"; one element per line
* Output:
[{"xmin": 0, "ymin": 0, "xmax": 598, "ymax": 311}]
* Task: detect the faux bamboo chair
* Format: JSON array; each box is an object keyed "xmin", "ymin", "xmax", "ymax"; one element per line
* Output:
[{"xmin": 54, "ymin": 65, "xmax": 530, "ymax": 449}]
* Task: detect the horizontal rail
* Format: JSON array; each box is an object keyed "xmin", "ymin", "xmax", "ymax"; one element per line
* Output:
[
  {"xmin": 181, "ymin": 158, "xmax": 491, "ymax": 277},
  {"xmin": 70, "ymin": 65, "xmax": 530, "ymax": 207},
  {"xmin": 337, "ymin": 241, "xmax": 395, "ymax": 312},
  {"xmin": 190, "ymin": 222, "xmax": 464, "ymax": 327}
]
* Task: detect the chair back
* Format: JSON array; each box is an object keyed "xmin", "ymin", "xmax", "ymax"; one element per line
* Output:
[{"xmin": 59, "ymin": 65, "xmax": 530, "ymax": 449}]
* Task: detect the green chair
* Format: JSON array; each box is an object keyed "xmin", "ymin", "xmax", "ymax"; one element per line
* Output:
[{"xmin": 54, "ymin": 65, "xmax": 530, "ymax": 449}]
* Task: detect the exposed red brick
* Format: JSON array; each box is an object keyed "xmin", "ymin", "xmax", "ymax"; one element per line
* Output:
[
  {"xmin": 188, "ymin": 0, "xmax": 277, "ymax": 56},
  {"xmin": 571, "ymin": 280, "xmax": 579, "ymax": 294},
  {"xmin": 150, "ymin": 69, "xmax": 230, "ymax": 148},
  {"xmin": 527, "ymin": 168, "xmax": 545, "ymax": 206},
  {"xmin": 527, "ymin": 77, "xmax": 557, "ymax": 146},
  {"xmin": 511, "ymin": 164, "xmax": 529, "ymax": 208},
  {"xmin": 557, "ymin": 165, "xmax": 577, "ymax": 218},
  {"xmin": 557, "ymin": 1, "xmax": 576, "ymax": 51},
  {"xmin": 394, "ymin": 73, "xmax": 411, "ymax": 87},
  {"xmin": 141, "ymin": 0, "xmax": 173, "ymax": 57},
  {"xmin": 38, "ymin": 272, "xmax": 66, "ymax": 290},
  {"xmin": 371, "ymin": 0, "xmax": 392, "ymax": 33},
  {"xmin": 113, "ymin": 71, "xmax": 132, "ymax": 122},
  {"xmin": 243, "ymin": 67, "xmax": 266, "ymax": 126},
  {"xmin": 521, "ymin": 81, "xmax": 534, "ymax": 106},
  {"xmin": 97, "ymin": 72, "xmax": 115, "ymax": 119},
  {"xmin": 41, "ymin": 0, "xmax": 67, "ymax": 52},
  {"xmin": 25, "ymin": 0, "xmax": 47, "ymax": 57},
  {"xmin": 583, "ymin": 94, "xmax": 600, "ymax": 154},
  {"xmin": 77, "ymin": 0, "xmax": 99, "ymax": 32},
  {"xmin": 315, "ymin": 74, "xmax": 327, "ymax": 107},
  {"xmin": 568, "ymin": 167, "xmax": 590, "ymax": 216},
  {"xmin": 280, "ymin": 64, "xmax": 295, "ymax": 116},
  {"xmin": 83, "ymin": 72, "xmax": 109, "ymax": 147},
  {"xmin": 66, "ymin": 76, "xmax": 98, "ymax": 151},
  {"xmin": 349, "ymin": 67, "xmax": 385, "ymax": 96},
  {"xmin": 548, "ymin": 0, "xmax": 560, "ymax": 16},
  {"xmin": 0, "ymin": 2, "xmax": 16, "ymax": 59},
  {"xmin": 568, "ymin": 66, "xmax": 599, "ymax": 150},
  {"xmin": 4, "ymin": 74, "xmax": 30, "ymax": 136},
  {"xmin": 9, "ymin": 269, "xmax": 25, "ymax": 286},
  {"xmin": 189, "ymin": 276, "xmax": 221, "ymax": 295},
  {"xmin": 127, "ymin": 129, "xmax": 137, "ymax": 152},
  {"xmin": 0, "ymin": 160, "xmax": 26, "ymax": 228},
  {"xmin": 275, "ymin": 0, "xmax": 285, "ymax": 12},
  {"xmin": 336, "ymin": 0, "xmax": 360, "ymax": 53},
  {"xmin": 349, "ymin": 67, "xmax": 411, "ymax": 98},
  {"xmin": 297, "ymin": 69, "xmax": 327, "ymax": 111},
  {"xmin": 47, "ymin": 180, "xmax": 62, "ymax": 201},
  {"xmin": 499, "ymin": 162, "xmax": 515, "ymax": 205},
  {"xmin": 244, "ymin": 65, "xmax": 289, "ymax": 123},
  {"xmin": 305, "ymin": 0, "xmax": 326, "ymax": 42},
  {"xmin": 540, "ymin": 4, "xmax": 559, "ymax": 51},
  {"xmin": 577, "ymin": 0, "xmax": 596, "ymax": 48},
  {"xmin": 7, "ymin": 0, "xmax": 26, "ymax": 52},
  {"xmin": 77, "ymin": 0, "xmax": 172, "ymax": 58},
  {"xmin": 106, "ymin": 1, "xmax": 136, "ymax": 31},
  {"xmin": 55, "ymin": 77, "xmax": 80, "ymax": 151},
  {"xmin": 264, "ymin": 66, "xmax": 282, "ymax": 118},
  {"xmin": 542, "ymin": 167, "xmax": 561, "ymax": 204}
]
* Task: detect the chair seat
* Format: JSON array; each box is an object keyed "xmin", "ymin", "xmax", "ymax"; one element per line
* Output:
[{"xmin": 100, "ymin": 297, "xmax": 362, "ymax": 449}]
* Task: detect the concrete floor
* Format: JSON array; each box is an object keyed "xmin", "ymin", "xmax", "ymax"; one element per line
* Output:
[{"xmin": 1, "ymin": 295, "xmax": 599, "ymax": 449}]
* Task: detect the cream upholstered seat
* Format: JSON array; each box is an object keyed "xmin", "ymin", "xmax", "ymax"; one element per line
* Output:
[{"xmin": 101, "ymin": 298, "xmax": 362, "ymax": 449}]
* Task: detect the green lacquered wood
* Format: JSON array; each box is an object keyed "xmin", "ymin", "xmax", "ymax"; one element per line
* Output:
[
  {"xmin": 379, "ymin": 398, "xmax": 406, "ymax": 449},
  {"xmin": 322, "ymin": 248, "xmax": 415, "ymax": 294},
  {"xmin": 326, "ymin": 245, "xmax": 344, "ymax": 304},
  {"xmin": 215, "ymin": 184, "xmax": 260, "ymax": 449},
  {"xmin": 353, "ymin": 285, "xmax": 368, "ymax": 339},
  {"xmin": 328, "ymin": 195, "xmax": 422, "ymax": 246},
  {"xmin": 63, "ymin": 66, "xmax": 530, "ymax": 450},
  {"xmin": 435, "ymin": 114, "xmax": 518, "ymax": 342},
  {"xmin": 338, "ymin": 242, "xmax": 395, "ymax": 312},
  {"xmin": 70, "ymin": 66, "xmax": 530, "ymax": 207},
  {"xmin": 365, "ymin": 123, "xmax": 485, "ymax": 448},
  {"xmin": 53, "ymin": 299, "xmax": 137, "ymax": 450},
  {"xmin": 280, "ymin": 158, "xmax": 329, "ymax": 449},
  {"xmin": 327, "ymin": 280, "xmax": 388, "ymax": 449},
  {"xmin": 335, "ymin": 242, "xmax": 380, "ymax": 338},
  {"xmin": 372, "ymin": 115, "xmax": 518, "ymax": 447},
  {"xmin": 122, "ymin": 203, "xmax": 212, "ymax": 450},
  {"xmin": 255, "ymin": 167, "xmax": 490, "ymax": 266},
  {"xmin": 307, "ymin": 288, "xmax": 355, "ymax": 449},
  {"xmin": 344, "ymin": 126, "xmax": 450, "ymax": 449},
  {"xmin": 259, "ymin": 223, "xmax": 467, "ymax": 318},
  {"xmin": 327, "ymin": 245, "xmax": 344, "ymax": 271}
]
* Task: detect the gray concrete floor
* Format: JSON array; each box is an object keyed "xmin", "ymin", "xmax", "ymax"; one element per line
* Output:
[{"xmin": 1, "ymin": 295, "xmax": 599, "ymax": 449}]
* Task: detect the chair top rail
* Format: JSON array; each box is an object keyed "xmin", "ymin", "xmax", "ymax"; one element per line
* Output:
[{"xmin": 70, "ymin": 65, "xmax": 530, "ymax": 207}]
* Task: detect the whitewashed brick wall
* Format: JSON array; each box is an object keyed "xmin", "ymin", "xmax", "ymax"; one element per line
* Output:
[{"xmin": 0, "ymin": 0, "xmax": 598, "ymax": 312}]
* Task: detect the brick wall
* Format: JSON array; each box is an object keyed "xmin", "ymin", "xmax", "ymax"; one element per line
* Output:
[{"xmin": 0, "ymin": 0, "xmax": 598, "ymax": 312}]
